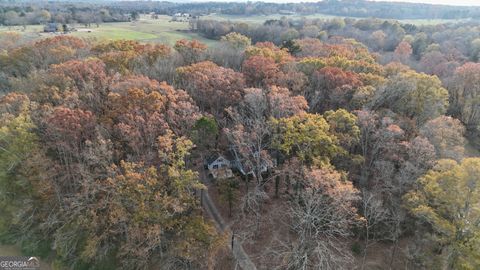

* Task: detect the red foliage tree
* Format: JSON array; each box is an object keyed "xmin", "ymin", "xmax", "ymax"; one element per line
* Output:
[
  {"xmin": 267, "ymin": 85, "xmax": 308, "ymax": 118},
  {"xmin": 48, "ymin": 58, "xmax": 109, "ymax": 112},
  {"xmin": 108, "ymin": 76, "xmax": 200, "ymax": 162},
  {"xmin": 394, "ymin": 41, "xmax": 412, "ymax": 62},
  {"xmin": 45, "ymin": 107, "xmax": 96, "ymax": 153},
  {"xmin": 43, "ymin": 107, "xmax": 97, "ymax": 192},
  {"xmin": 310, "ymin": 66, "xmax": 363, "ymax": 112},
  {"xmin": 177, "ymin": 61, "xmax": 245, "ymax": 116},
  {"xmin": 242, "ymin": 55, "xmax": 281, "ymax": 88}
]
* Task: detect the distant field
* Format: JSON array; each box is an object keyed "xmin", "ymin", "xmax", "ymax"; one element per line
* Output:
[
  {"xmin": 201, "ymin": 13, "xmax": 469, "ymax": 26},
  {"xmin": 398, "ymin": 18, "xmax": 470, "ymax": 25},
  {"xmin": 201, "ymin": 13, "xmax": 344, "ymax": 24},
  {"xmin": 69, "ymin": 15, "xmax": 217, "ymax": 46},
  {"xmin": 0, "ymin": 13, "xmax": 469, "ymax": 47},
  {"xmin": 0, "ymin": 15, "xmax": 217, "ymax": 46}
]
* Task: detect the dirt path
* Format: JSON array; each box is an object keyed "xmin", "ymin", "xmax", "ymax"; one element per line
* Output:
[{"xmin": 199, "ymin": 170, "xmax": 257, "ymax": 270}]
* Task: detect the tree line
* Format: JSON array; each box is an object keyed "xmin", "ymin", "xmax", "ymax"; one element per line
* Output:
[
  {"xmin": 109, "ymin": 0, "xmax": 480, "ymax": 20},
  {"xmin": 0, "ymin": 3, "xmax": 129, "ymax": 26},
  {"xmin": 3, "ymin": 0, "xmax": 480, "ymax": 28}
]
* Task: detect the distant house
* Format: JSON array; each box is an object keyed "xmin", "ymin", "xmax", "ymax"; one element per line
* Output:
[
  {"xmin": 44, "ymin": 23, "xmax": 59, "ymax": 32},
  {"xmin": 171, "ymin": 13, "xmax": 191, "ymax": 22},
  {"xmin": 62, "ymin": 24, "xmax": 72, "ymax": 32},
  {"xmin": 279, "ymin": 10, "xmax": 296, "ymax": 15},
  {"xmin": 43, "ymin": 23, "xmax": 71, "ymax": 33}
]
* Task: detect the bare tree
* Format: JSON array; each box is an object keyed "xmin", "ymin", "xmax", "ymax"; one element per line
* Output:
[
  {"xmin": 360, "ymin": 189, "xmax": 390, "ymax": 270},
  {"xmin": 281, "ymin": 167, "xmax": 360, "ymax": 270},
  {"xmin": 286, "ymin": 191, "xmax": 357, "ymax": 270}
]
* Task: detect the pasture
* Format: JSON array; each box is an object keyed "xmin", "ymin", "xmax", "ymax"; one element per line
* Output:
[
  {"xmin": 0, "ymin": 15, "xmax": 217, "ymax": 46},
  {"xmin": 69, "ymin": 15, "xmax": 217, "ymax": 46}
]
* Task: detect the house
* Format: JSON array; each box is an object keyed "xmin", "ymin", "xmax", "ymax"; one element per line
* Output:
[
  {"xmin": 205, "ymin": 153, "xmax": 233, "ymax": 180},
  {"xmin": 44, "ymin": 23, "xmax": 59, "ymax": 33},
  {"xmin": 279, "ymin": 10, "xmax": 296, "ymax": 15},
  {"xmin": 229, "ymin": 148, "xmax": 276, "ymax": 178},
  {"xmin": 205, "ymin": 153, "xmax": 231, "ymax": 171},
  {"xmin": 62, "ymin": 24, "xmax": 72, "ymax": 32},
  {"xmin": 171, "ymin": 13, "xmax": 191, "ymax": 22},
  {"xmin": 44, "ymin": 23, "xmax": 71, "ymax": 33},
  {"xmin": 204, "ymin": 150, "xmax": 275, "ymax": 180}
]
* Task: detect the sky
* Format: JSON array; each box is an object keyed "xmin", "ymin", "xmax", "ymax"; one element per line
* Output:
[
  {"xmin": 370, "ymin": 0, "xmax": 480, "ymax": 6},
  {"xmin": 177, "ymin": 0, "xmax": 480, "ymax": 6}
]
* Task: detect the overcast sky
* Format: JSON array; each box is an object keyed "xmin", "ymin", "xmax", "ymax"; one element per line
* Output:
[
  {"xmin": 178, "ymin": 0, "xmax": 480, "ymax": 6},
  {"xmin": 369, "ymin": 0, "xmax": 480, "ymax": 6},
  {"xmin": 116, "ymin": 0, "xmax": 480, "ymax": 6}
]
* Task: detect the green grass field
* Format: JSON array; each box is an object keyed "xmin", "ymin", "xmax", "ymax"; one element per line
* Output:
[
  {"xmin": 69, "ymin": 15, "xmax": 217, "ymax": 46},
  {"xmin": 0, "ymin": 15, "xmax": 217, "ymax": 46}
]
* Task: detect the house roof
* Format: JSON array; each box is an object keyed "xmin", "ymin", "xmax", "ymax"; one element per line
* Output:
[
  {"xmin": 206, "ymin": 151, "xmax": 237, "ymax": 165},
  {"xmin": 206, "ymin": 153, "xmax": 224, "ymax": 164}
]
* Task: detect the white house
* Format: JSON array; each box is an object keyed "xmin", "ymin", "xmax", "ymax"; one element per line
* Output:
[
  {"xmin": 205, "ymin": 153, "xmax": 233, "ymax": 180},
  {"xmin": 171, "ymin": 13, "xmax": 191, "ymax": 22},
  {"xmin": 206, "ymin": 153, "xmax": 231, "ymax": 171}
]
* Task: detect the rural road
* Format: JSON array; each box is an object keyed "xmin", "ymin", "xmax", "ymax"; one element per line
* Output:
[{"xmin": 199, "ymin": 170, "xmax": 257, "ymax": 270}]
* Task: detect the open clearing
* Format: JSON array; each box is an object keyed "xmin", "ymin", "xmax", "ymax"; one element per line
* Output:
[
  {"xmin": 69, "ymin": 15, "xmax": 217, "ymax": 46},
  {"xmin": 0, "ymin": 15, "xmax": 217, "ymax": 46}
]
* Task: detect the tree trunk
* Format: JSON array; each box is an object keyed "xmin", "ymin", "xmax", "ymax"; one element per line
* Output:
[{"xmin": 275, "ymin": 175, "xmax": 280, "ymax": 198}]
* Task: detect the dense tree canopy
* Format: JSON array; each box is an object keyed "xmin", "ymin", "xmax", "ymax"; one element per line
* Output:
[
  {"xmin": 405, "ymin": 158, "xmax": 480, "ymax": 270},
  {"xmin": 0, "ymin": 7, "xmax": 478, "ymax": 268},
  {"xmin": 373, "ymin": 70, "xmax": 449, "ymax": 124}
]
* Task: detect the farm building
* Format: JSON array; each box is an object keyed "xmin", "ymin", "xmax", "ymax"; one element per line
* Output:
[
  {"xmin": 44, "ymin": 23, "xmax": 71, "ymax": 33},
  {"xmin": 44, "ymin": 23, "xmax": 59, "ymax": 32},
  {"xmin": 172, "ymin": 13, "xmax": 191, "ymax": 22}
]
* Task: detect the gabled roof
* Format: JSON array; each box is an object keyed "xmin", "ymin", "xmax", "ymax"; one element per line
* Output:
[{"xmin": 206, "ymin": 153, "xmax": 225, "ymax": 164}]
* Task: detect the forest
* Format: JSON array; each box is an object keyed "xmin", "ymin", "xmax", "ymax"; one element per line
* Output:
[{"xmin": 0, "ymin": 1, "xmax": 480, "ymax": 270}]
